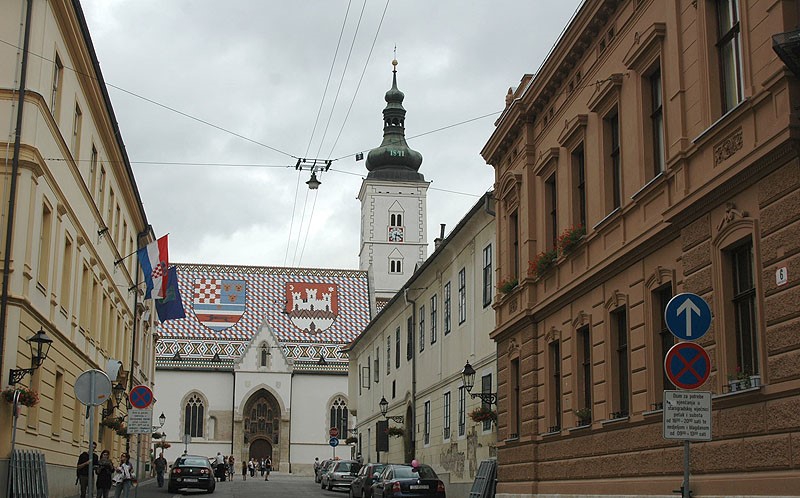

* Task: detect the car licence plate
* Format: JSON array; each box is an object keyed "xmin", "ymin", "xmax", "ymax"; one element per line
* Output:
[
  {"xmin": 184, "ymin": 478, "xmax": 198, "ymax": 482},
  {"xmin": 410, "ymin": 485, "xmax": 428, "ymax": 490}
]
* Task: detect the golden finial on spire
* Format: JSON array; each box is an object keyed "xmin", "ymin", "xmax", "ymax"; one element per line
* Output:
[{"xmin": 392, "ymin": 45, "xmax": 398, "ymax": 71}]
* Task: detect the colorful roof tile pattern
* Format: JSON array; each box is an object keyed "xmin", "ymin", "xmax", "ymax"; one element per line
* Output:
[{"xmin": 155, "ymin": 263, "xmax": 371, "ymax": 365}]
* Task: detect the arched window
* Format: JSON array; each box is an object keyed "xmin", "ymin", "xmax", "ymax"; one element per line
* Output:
[
  {"xmin": 184, "ymin": 394, "xmax": 204, "ymax": 437},
  {"xmin": 329, "ymin": 397, "xmax": 348, "ymax": 437},
  {"xmin": 261, "ymin": 344, "xmax": 269, "ymax": 367}
]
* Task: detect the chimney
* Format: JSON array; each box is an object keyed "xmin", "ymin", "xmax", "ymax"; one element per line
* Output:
[{"xmin": 434, "ymin": 224, "xmax": 446, "ymax": 250}]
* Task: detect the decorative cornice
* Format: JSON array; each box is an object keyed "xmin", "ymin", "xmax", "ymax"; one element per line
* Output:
[
  {"xmin": 544, "ymin": 326, "xmax": 561, "ymax": 343},
  {"xmin": 587, "ymin": 73, "xmax": 625, "ymax": 113},
  {"xmin": 645, "ymin": 265, "xmax": 673, "ymax": 289},
  {"xmin": 713, "ymin": 127, "xmax": 744, "ymax": 166},
  {"xmin": 604, "ymin": 290, "xmax": 627, "ymax": 311},
  {"xmin": 558, "ymin": 114, "xmax": 588, "ymax": 148},
  {"xmin": 507, "ymin": 338, "xmax": 520, "ymax": 357},
  {"xmin": 622, "ymin": 22, "xmax": 666, "ymax": 70},
  {"xmin": 716, "ymin": 202, "xmax": 749, "ymax": 233},
  {"xmin": 571, "ymin": 311, "xmax": 589, "ymax": 329}
]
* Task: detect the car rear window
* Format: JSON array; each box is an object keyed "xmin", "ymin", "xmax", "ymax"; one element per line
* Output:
[
  {"xmin": 179, "ymin": 458, "xmax": 208, "ymax": 467},
  {"xmin": 337, "ymin": 462, "xmax": 359, "ymax": 472},
  {"xmin": 394, "ymin": 466, "xmax": 438, "ymax": 479}
]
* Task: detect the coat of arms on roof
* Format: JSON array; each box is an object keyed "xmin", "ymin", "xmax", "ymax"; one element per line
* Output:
[
  {"xmin": 192, "ymin": 278, "xmax": 246, "ymax": 331},
  {"xmin": 286, "ymin": 282, "xmax": 338, "ymax": 334}
]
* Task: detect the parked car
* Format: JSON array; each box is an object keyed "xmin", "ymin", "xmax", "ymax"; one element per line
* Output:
[
  {"xmin": 168, "ymin": 454, "xmax": 216, "ymax": 494},
  {"xmin": 350, "ymin": 463, "xmax": 385, "ymax": 498},
  {"xmin": 371, "ymin": 463, "xmax": 445, "ymax": 498},
  {"xmin": 316, "ymin": 459, "xmax": 335, "ymax": 483},
  {"xmin": 322, "ymin": 459, "xmax": 361, "ymax": 490}
]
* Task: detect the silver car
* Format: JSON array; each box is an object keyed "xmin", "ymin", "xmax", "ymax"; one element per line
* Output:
[{"xmin": 321, "ymin": 460, "xmax": 361, "ymax": 490}]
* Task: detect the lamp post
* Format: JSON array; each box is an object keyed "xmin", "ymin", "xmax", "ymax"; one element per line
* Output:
[
  {"xmin": 461, "ymin": 361, "xmax": 498, "ymax": 405},
  {"xmin": 8, "ymin": 328, "xmax": 53, "ymax": 385},
  {"xmin": 101, "ymin": 382, "xmax": 127, "ymax": 419},
  {"xmin": 378, "ymin": 396, "xmax": 404, "ymax": 423}
]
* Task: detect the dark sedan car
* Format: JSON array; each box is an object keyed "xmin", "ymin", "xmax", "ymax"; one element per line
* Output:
[
  {"xmin": 168, "ymin": 455, "xmax": 216, "ymax": 494},
  {"xmin": 371, "ymin": 464, "xmax": 445, "ymax": 498},
  {"xmin": 350, "ymin": 463, "xmax": 385, "ymax": 498},
  {"xmin": 321, "ymin": 459, "xmax": 361, "ymax": 490}
]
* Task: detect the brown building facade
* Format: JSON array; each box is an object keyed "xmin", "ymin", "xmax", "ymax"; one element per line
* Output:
[{"xmin": 481, "ymin": 0, "xmax": 800, "ymax": 496}]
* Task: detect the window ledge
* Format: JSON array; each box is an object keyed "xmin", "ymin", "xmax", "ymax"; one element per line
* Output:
[
  {"xmin": 540, "ymin": 429, "xmax": 561, "ymax": 437},
  {"xmin": 642, "ymin": 408, "xmax": 663, "ymax": 417},
  {"xmin": 713, "ymin": 384, "xmax": 762, "ymax": 399},
  {"xmin": 692, "ymin": 97, "xmax": 750, "ymax": 145},
  {"xmin": 592, "ymin": 207, "xmax": 621, "ymax": 232},
  {"xmin": 601, "ymin": 415, "xmax": 630, "ymax": 426},
  {"xmin": 568, "ymin": 424, "xmax": 591, "ymax": 433},
  {"xmin": 631, "ymin": 172, "xmax": 666, "ymax": 201}
]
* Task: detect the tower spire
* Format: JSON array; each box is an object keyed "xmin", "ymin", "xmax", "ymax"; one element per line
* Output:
[{"xmin": 364, "ymin": 59, "xmax": 424, "ymax": 181}]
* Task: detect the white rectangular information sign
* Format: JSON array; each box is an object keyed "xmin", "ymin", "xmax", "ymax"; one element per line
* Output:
[
  {"xmin": 127, "ymin": 407, "xmax": 153, "ymax": 434},
  {"xmin": 663, "ymin": 390, "xmax": 712, "ymax": 441}
]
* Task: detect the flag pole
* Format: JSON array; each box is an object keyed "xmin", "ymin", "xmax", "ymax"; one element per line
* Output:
[{"xmin": 115, "ymin": 232, "xmax": 170, "ymax": 266}]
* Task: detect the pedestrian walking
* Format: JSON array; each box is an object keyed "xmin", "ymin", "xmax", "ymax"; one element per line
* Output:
[
  {"xmin": 228, "ymin": 455, "xmax": 235, "ymax": 481},
  {"xmin": 112, "ymin": 452, "xmax": 134, "ymax": 498},
  {"xmin": 248, "ymin": 458, "xmax": 255, "ymax": 477},
  {"xmin": 154, "ymin": 452, "xmax": 167, "ymax": 488},
  {"xmin": 95, "ymin": 449, "xmax": 114, "ymax": 498},
  {"xmin": 264, "ymin": 456, "xmax": 272, "ymax": 481},
  {"xmin": 76, "ymin": 442, "xmax": 98, "ymax": 498},
  {"xmin": 241, "ymin": 460, "xmax": 247, "ymax": 480},
  {"xmin": 260, "ymin": 458, "xmax": 265, "ymax": 477}
]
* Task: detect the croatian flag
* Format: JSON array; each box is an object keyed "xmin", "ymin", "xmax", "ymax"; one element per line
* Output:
[{"xmin": 137, "ymin": 235, "xmax": 169, "ymax": 299}]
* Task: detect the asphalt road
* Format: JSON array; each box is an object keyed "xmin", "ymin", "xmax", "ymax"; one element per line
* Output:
[{"xmin": 69, "ymin": 473, "xmax": 346, "ymax": 498}]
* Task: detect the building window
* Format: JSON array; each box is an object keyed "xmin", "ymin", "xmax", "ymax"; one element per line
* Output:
[
  {"xmin": 458, "ymin": 386, "xmax": 466, "ymax": 437},
  {"xmin": 53, "ymin": 371, "xmax": 64, "ymax": 436},
  {"xmin": 390, "ymin": 259, "xmax": 402, "ymax": 274},
  {"xmin": 572, "ymin": 145, "xmax": 587, "ymax": 228},
  {"xmin": 184, "ymin": 394, "xmax": 205, "ymax": 437},
  {"xmin": 730, "ymin": 241, "xmax": 758, "ymax": 375},
  {"xmin": 89, "ymin": 146, "xmax": 98, "ymax": 195},
  {"xmin": 605, "ymin": 111, "xmax": 622, "ymax": 211},
  {"xmin": 407, "ymin": 316, "xmax": 413, "ymax": 361},
  {"xmin": 717, "ymin": 0, "xmax": 743, "ymax": 113},
  {"xmin": 98, "ymin": 167, "xmax": 106, "ymax": 214},
  {"xmin": 443, "ymin": 391, "xmax": 451, "ymax": 439},
  {"xmin": 419, "ymin": 305, "xmax": 425, "ymax": 352},
  {"xmin": 38, "ymin": 203, "xmax": 53, "ymax": 288},
  {"xmin": 387, "ymin": 335, "xmax": 391, "ymax": 375},
  {"xmin": 330, "ymin": 397, "xmax": 348, "ymax": 437},
  {"xmin": 61, "ymin": 236, "xmax": 73, "ymax": 310},
  {"xmin": 458, "ymin": 268, "xmax": 466, "ymax": 324},
  {"xmin": 395, "ymin": 327, "xmax": 401, "ymax": 368},
  {"xmin": 50, "ymin": 54, "xmax": 63, "ymax": 117},
  {"xmin": 549, "ymin": 341, "xmax": 561, "ymax": 432},
  {"xmin": 424, "ymin": 401, "xmax": 431, "ymax": 445},
  {"xmin": 655, "ymin": 285, "xmax": 674, "ymax": 401},
  {"xmin": 261, "ymin": 344, "xmax": 269, "ymax": 367},
  {"xmin": 443, "ymin": 282, "xmax": 452, "ymax": 335},
  {"xmin": 545, "ymin": 174, "xmax": 558, "ymax": 249},
  {"xmin": 510, "ymin": 211, "xmax": 520, "ymax": 280},
  {"xmin": 577, "ymin": 326, "xmax": 592, "ymax": 413},
  {"xmin": 481, "ymin": 374, "xmax": 493, "ymax": 431},
  {"xmin": 611, "ymin": 307, "xmax": 629, "ymax": 418},
  {"xmin": 374, "ymin": 352, "xmax": 379, "ymax": 383},
  {"xmin": 430, "ymin": 295, "xmax": 438, "ymax": 344},
  {"xmin": 72, "ymin": 103, "xmax": 83, "ymax": 159},
  {"xmin": 510, "ymin": 358, "xmax": 520, "ymax": 438},
  {"xmin": 390, "ymin": 213, "xmax": 403, "ymax": 227},
  {"xmin": 649, "ymin": 65, "xmax": 665, "ymax": 177},
  {"xmin": 482, "ymin": 244, "xmax": 492, "ymax": 308}
]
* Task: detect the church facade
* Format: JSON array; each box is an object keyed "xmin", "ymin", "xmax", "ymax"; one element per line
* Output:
[{"xmin": 154, "ymin": 264, "xmax": 371, "ymax": 475}]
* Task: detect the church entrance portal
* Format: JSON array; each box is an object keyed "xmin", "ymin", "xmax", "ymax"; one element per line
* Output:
[
  {"xmin": 249, "ymin": 439, "xmax": 273, "ymax": 461},
  {"xmin": 243, "ymin": 389, "xmax": 281, "ymax": 468}
]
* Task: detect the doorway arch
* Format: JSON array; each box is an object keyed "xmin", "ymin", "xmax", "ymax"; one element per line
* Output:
[{"xmin": 249, "ymin": 439, "xmax": 273, "ymax": 461}]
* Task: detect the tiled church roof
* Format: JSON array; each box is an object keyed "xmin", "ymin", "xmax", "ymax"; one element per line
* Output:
[{"xmin": 155, "ymin": 263, "xmax": 371, "ymax": 368}]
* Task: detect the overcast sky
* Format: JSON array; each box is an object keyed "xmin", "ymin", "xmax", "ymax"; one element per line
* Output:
[{"xmin": 80, "ymin": 0, "xmax": 583, "ymax": 270}]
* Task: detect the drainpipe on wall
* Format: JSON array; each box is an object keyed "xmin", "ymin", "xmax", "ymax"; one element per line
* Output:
[
  {"xmin": 403, "ymin": 288, "xmax": 417, "ymax": 458},
  {"xmin": 0, "ymin": 0, "xmax": 33, "ymax": 390}
]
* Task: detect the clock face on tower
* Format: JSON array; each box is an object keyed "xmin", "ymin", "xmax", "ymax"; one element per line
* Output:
[{"xmin": 388, "ymin": 226, "xmax": 404, "ymax": 242}]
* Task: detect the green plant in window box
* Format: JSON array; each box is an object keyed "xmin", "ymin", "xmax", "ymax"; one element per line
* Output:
[
  {"xmin": 497, "ymin": 278, "xmax": 518, "ymax": 294},
  {"xmin": 574, "ymin": 407, "xmax": 592, "ymax": 426},
  {"xmin": 528, "ymin": 249, "xmax": 558, "ymax": 280},
  {"xmin": 469, "ymin": 406, "xmax": 497, "ymax": 423}
]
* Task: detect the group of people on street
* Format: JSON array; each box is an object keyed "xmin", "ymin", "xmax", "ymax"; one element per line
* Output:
[
  {"xmin": 76, "ymin": 443, "xmax": 135, "ymax": 498},
  {"xmin": 242, "ymin": 456, "xmax": 272, "ymax": 480}
]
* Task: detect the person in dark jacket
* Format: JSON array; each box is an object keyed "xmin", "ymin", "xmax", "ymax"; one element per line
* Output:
[
  {"xmin": 76, "ymin": 442, "xmax": 98, "ymax": 498},
  {"xmin": 95, "ymin": 450, "xmax": 114, "ymax": 498}
]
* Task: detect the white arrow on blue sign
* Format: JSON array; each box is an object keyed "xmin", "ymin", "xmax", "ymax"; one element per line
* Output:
[
  {"xmin": 329, "ymin": 437, "xmax": 339, "ymax": 447},
  {"xmin": 665, "ymin": 293, "xmax": 712, "ymax": 341}
]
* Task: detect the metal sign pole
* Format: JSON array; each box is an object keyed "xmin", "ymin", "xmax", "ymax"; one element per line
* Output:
[
  {"xmin": 683, "ymin": 440, "xmax": 690, "ymax": 498},
  {"xmin": 88, "ymin": 375, "xmax": 95, "ymax": 498},
  {"xmin": 135, "ymin": 434, "xmax": 140, "ymax": 498}
]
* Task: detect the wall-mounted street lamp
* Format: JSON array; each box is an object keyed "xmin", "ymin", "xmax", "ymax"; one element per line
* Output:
[
  {"xmin": 461, "ymin": 361, "xmax": 497, "ymax": 405},
  {"xmin": 9, "ymin": 328, "xmax": 53, "ymax": 385},
  {"xmin": 378, "ymin": 396, "xmax": 404, "ymax": 423},
  {"xmin": 101, "ymin": 382, "xmax": 127, "ymax": 419}
]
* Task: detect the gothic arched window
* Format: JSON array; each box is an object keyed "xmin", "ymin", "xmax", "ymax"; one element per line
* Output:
[
  {"xmin": 184, "ymin": 394, "xmax": 204, "ymax": 437},
  {"xmin": 261, "ymin": 344, "xmax": 269, "ymax": 367},
  {"xmin": 330, "ymin": 397, "xmax": 348, "ymax": 437}
]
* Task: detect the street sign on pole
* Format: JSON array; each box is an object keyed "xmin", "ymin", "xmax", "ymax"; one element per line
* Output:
[
  {"xmin": 329, "ymin": 437, "xmax": 339, "ymax": 447},
  {"xmin": 129, "ymin": 385, "xmax": 154, "ymax": 409},
  {"xmin": 127, "ymin": 408, "xmax": 153, "ymax": 434},
  {"xmin": 663, "ymin": 390, "xmax": 712, "ymax": 441},
  {"xmin": 665, "ymin": 293, "xmax": 712, "ymax": 341},
  {"xmin": 329, "ymin": 427, "xmax": 339, "ymax": 438},
  {"xmin": 665, "ymin": 342, "xmax": 710, "ymax": 390},
  {"xmin": 75, "ymin": 369, "xmax": 112, "ymax": 406}
]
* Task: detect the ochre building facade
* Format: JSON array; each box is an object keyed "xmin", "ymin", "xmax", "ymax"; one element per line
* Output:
[{"xmin": 481, "ymin": 0, "xmax": 800, "ymax": 496}]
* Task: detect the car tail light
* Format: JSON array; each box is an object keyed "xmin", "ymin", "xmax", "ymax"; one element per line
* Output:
[
  {"xmin": 437, "ymin": 481, "xmax": 445, "ymax": 493},
  {"xmin": 201, "ymin": 468, "xmax": 209, "ymax": 475},
  {"xmin": 392, "ymin": 481, "xmax": 402, "ymax": 494},
  {"xmin": 173, "ymin": 468, "xmax": 182, "ymax": 474}
]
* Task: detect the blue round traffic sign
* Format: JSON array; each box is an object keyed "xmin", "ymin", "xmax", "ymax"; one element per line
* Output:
[
  {"xmin": 129, "ymin": 385, "xmax": 153, "ymax": 409},
  {"xmin": 665, "ymin": 293, "xmax": 712, "ymax": 341},
  {"xmin": 329, "ymin": 437, "xmax": 339, "ymax": 447},
  {"xmin": 665, "ymin": 342, "xmax": 710, "ymax": 390}
]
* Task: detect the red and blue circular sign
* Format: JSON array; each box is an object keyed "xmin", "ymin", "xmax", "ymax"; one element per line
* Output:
[
  {"xmin": 665, "ymin": 342, "xmax": 710, "ymax": 390},
  {"xmin": 129, "ymin": 385, "xmax": 153, "ymax": 409}
]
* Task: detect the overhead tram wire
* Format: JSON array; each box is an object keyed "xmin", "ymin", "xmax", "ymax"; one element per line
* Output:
[
  {"xmin": 325, "ymin": 0, "xmax": 390, "ymax": 160},
  {"xmin": 295, "ymin": 0, "xmax": 389, "ymax": 267},
  {"xmin": 0, "ymin": 37, "xmax": 297, "ymax": 160}
]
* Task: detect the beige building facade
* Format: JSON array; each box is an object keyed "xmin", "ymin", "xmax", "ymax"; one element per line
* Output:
[
  {"xmin": 482, "ymin": 0, "xmax": 800, "ymax": 496},
  {"xmin": 348, "ymin": 192, "xmax": 498, "ymax": 498},
  {"xmin": 0, "ymin": 1, "xmax": 156, "ymax": 497}
]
